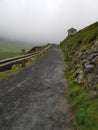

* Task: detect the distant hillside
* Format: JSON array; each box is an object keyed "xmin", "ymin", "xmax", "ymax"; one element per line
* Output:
[
  {"xmin": 0, "ymin": 39, "xmax": 35, "ymax": 59},
  {"xmin": 60, "ymin": 22, "xmax": 98, "ymax": 130},
  {"xmin": 0, "ymin": 40, "xmax": 34, "ymax": 51}
]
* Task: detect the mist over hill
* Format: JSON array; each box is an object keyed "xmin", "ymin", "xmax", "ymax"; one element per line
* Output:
[{"xmin": 0, "ymin": 39, "xmax": 36, "ymax": 51}]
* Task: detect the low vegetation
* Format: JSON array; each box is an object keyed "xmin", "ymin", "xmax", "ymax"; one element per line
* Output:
[
  {"xmin": 61, "ymin": 22, "xmax": 98, "ymax": 48},
  {"xmin": 60, "ymin": 22, "xmax": 98, "ymax": 130},
  {"xmin": 66, "ymin": 69, "xmax": 98, "ymax": 130},
  {"xmin": 0, "ymin": 51, "xmax": 21, "ymax": 59},
  {"xmin": 0, "ymin": 40, "xmax": 34, "ymax": 59}
]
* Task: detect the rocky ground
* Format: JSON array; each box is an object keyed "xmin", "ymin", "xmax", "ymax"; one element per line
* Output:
[
  {"xmin": 0, "ymin": 45, "xmax": 72, "ymax": 130},
  {"xmin": 60, "ymin": 22, "xmax": 98, "ymax": 129},
  {"xmin": 73, "ymin": 40, "xmax": 98, "ymax": 99}
]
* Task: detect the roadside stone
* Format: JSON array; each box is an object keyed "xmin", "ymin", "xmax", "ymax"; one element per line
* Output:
[
  {"xmin": 92, "ymin": 41, "xmax": 98, "ymax": 50},
  {"xmin": 91, "ymin": 55, "xmax": 98, "ymax": 62},
  {"xmin": 84, "ymin": 62, "xmax": 96, "ymax": 72},
  {"xmin": 78, "ymin": 51, "xmax": 84, "ymax": 58},
  {"xmin": 74, "ymin": 69, "xmax": 83, "ymax": 84},
  {"xmin": 87, "ymin": 74, "xmax": 98, "ymax": 87},
  {"xmin": 87, "ymin": 74, "xmax": 93, "ymax": 87},
  {"xmin": 89, "ymin": 52, "xmax": 98, "ymax": 61},
  {"xmin": 78, "ymin": 49, "xmax": 88, "ymax": 60},
  {"xmin": 64, "ymin": 45, "xmax": 68, "ymax": 50},
  {"xmin": 89, "ymin": 90, "xmax": 98, "ymax": 99}
]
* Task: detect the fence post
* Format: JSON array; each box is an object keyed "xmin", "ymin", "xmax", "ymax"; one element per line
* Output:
[{"xmin": 21, "ymin": 49, "xmax": 26, "ymax": 67}]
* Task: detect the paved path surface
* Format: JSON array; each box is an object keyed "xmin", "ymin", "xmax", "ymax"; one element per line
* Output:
[{"xmin": 0, "ymin": 45, "xmax": 72, "ymax": 130}]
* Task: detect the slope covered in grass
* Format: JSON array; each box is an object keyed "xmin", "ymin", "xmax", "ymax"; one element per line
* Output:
[
  {"xmin": 61, "ymin": 22, "xmax": 98, "ymax": 47},
  {"xmin": 60, "ymin": 21, "xmax": 98, "ymax": 130},
  {"xmin": 0, "ymin": 40, "xmax": 34, "ymax": 59}
]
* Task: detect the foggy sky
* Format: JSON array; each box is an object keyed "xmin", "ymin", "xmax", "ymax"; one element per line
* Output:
[{"xmin": 0, "ymin": 0, "xmax": 98, "ymax": 44}]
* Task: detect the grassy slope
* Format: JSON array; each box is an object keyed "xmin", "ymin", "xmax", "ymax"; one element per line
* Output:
[
  {"xmin": 0, "ymin": 41, "xmax": 34, "ymax": 59},
  {"xmin": 61, "ymin": 22, "xmax": 98, "ymax": 47},
  {"xmin": 0, "ymin": 51, "xmax": 21, "ymax": 59},
  {"xmin": 60, "ymin": 22, "xmax": 98, "ymax": 130}
]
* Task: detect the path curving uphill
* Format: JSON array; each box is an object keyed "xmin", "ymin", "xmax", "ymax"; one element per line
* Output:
[{"xmin": 0, "ymin": 45, "xmax": 72, "ymax": 130}]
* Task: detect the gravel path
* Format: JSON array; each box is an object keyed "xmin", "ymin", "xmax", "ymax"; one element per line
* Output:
[{"xmin": 0, "ymin": 45, "xmax": 72, "ymax": 130}]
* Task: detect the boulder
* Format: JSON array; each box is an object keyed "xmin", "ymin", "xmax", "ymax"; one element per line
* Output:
[
  {"xmin": 84, "ymin": 62, "xmax": 96, "ymax": 72},
  {"xmin": 92, "ymin": 41, "xmax": 98, "ymax": 49},
  {"xmin": 78, "ymin": 50, "xmax": 88, "ymax": 59},
  {"xmin": 92, "ymin": 56, "xmax": 98, "ymax": 62},
  {"xmin": 78, "ymin": 51, "xmax": 84, "ymax": 58},
  {"xmin": 87, "ymin": 74, "xmax": 93, "ymax": 87},
  {"xmin": 89, "ymin": 90, "xmax": 98, "ymax": 99},
  {"xmin": 74, "ymin": 69, "xmax": 83, "ymax": 84},
  {"xmin": 87, "ymin": 74, "xmax": 98, "ymax": 87},
  {"xmin": 89, "ymin": 52, "xmax": 98, "ymax": 61}
]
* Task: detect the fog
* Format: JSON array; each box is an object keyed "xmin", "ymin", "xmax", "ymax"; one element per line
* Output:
[{"xmin": 0, "ymin": 0, "xmax": 98, "ymax": 44}]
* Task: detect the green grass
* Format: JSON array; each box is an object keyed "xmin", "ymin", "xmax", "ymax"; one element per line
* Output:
[
  {"xmin": 60, "ymin": 22, "xmax": 98, "ymax": 48},
  {"xmin": 0, "ymin": 40, "xmax": 34, "ymax": 59},
  {"xmin": 0, "ymin": 41, "xmax": 33, "ymax": 51},
  {"xmin": 0, "ymin": 51, "xmax": 21, "ymax": 59},
  {"xmin": 67, "ymin": 70, "xmax": 98, "ymax": 130}
]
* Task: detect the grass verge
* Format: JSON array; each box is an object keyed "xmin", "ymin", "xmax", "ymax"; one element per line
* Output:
[{"xmin": 65, "ymin": 68, "xmax": 98, "ymax": 130}]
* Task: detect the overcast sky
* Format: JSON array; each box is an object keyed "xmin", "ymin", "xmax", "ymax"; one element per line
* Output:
[{"xmin": 0, "ymin": 0, "xmax": 98, "ymax": 44}]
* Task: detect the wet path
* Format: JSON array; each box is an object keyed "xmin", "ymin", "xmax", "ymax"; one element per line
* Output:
[{"xmin": 0, "ymin": 45, "xmax": 72, "ymax": 130}]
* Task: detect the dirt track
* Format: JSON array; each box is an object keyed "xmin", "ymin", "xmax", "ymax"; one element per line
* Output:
[{"xmin": 0, "ymin": 45, "xmax": 72, "ymax": 130}]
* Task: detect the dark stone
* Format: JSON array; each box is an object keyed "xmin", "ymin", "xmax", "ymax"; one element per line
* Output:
[
  {"xmin": 74, "ymin": 69, "xmax": 83, "ymax": 84},
  {"xmin": 89, "ymin": 52, "xmax": 98, "ymax": 61},
  {"xmin": 87, "ymin": 74, "xmax": 98, "ymax": 87},
  {"xmin": 84, "ymin": 62, "xmax": 96, "ymax": 72},
  {"xmin": 89, "ymin": 90, "xmax": 98, "ymax": 99}
]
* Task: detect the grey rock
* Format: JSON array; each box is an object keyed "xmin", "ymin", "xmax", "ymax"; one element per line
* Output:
[
  {"xmin": 64, "ymin": 45, "xmax": 68, "ymax": 50},
  {"xmin": 74, "ymin": 69, "xmax": 83, "ymax": 84},
  {"xmin": 84, "ymin": 62, "xmax": 95, "ymax": 72},
  {"xmin": 89, "ymin": 52, "xmax": 98, "ymax": 61},
  {"xmin": 92, "ymin": 41, "xmax": 98, "ymax": 49},
  {"xmin": 89, "ymin": 90, "xmax": 98, "ymax": 99},
  {"xmin": 92, "ymin": 56, "xmax": 98, "ymax": 62},
  {"xmin": 78, "ymin": 50, "xmax": 89, "ymax": 61},
  {"xmin": 87, "ymin": 74, "xmax": 98, "ymax": 87},
  {"xmin": 78, "ymin": 52, "xmax": 84, "ymax": 58},
  {"xmin": 87, "ymin": 74, "xmax": 93, "ymax": 87}
]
